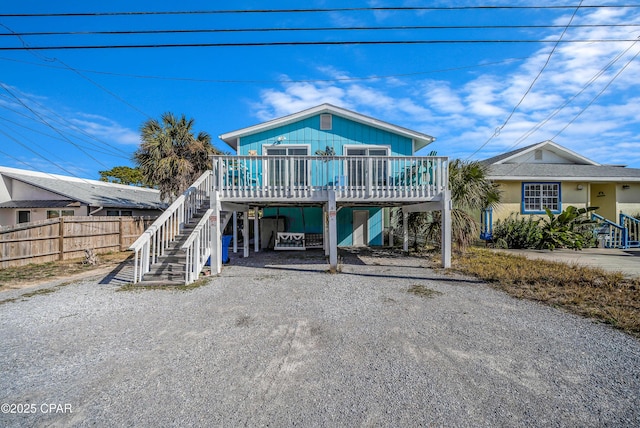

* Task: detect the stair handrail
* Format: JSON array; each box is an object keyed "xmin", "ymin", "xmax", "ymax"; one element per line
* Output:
[
  {"xmin": 592, "ymin": 213, "xmax": 627, "ymax": 249},
  {"xmin": 620, "ymin": 213, "xmax": 640, "ymax": 247},
  {"xmin": 129, "ymin": 171, "xmax": 211, "ymax": 283},
  {"xmin": 181, "ymin": 208, "xmax": 214, "ymax": 285}
]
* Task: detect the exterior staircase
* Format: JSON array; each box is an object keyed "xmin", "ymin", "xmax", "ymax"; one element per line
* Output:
[
  {"xmin": 136, "ymin": 209, "xmax": 207, "ymax": 285},
  {"xmin": 593, "ymin": 213, "xmax": 640, "ymax": 249}
]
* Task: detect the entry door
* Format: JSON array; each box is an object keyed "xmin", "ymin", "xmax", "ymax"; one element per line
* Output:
[{"xmin": 353, "ymin": 210, "xmax": 369, "ymax": 246}]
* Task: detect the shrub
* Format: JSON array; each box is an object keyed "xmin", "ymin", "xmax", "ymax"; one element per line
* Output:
[
  {"xmin": 538, "ymin": 206, "xmax": 598, "ymax": 250},
  {"xmin": 492, "ymin": 213, "xmax": 542, "ymax": 249}
]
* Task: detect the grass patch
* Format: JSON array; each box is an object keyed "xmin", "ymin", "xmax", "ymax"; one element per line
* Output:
[
  {"xmin": 452, "ymin": 248, "xmax": 640, "ymax": 338},
  {"xmin": 408, "ymin": 284, "xmax": 442, "ymax": 299}
]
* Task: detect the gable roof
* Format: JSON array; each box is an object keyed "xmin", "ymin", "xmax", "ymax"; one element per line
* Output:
[
  {"xmin": 482, "ymin": 140, "xmax": 599, "ymax": 166},
  {"xmin": 481, "ymin": 141, "xmax": 640, "ymax": 182},
  {"xmin": 0, "ymin": 166, "xmax": 166, "ymax": 210},
  {"xmin": 219, "ymin": 103, "xmax": 436, "ymax": 151}
]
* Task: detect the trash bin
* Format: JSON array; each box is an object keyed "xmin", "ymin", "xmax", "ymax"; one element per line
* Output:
[
  {"xmin": 206, "ymin": 235, "xmax": 233, "ymax": 266},
  {"xmin": 221, "ymin": 235, "xmax": 232, "ymax": 264}
]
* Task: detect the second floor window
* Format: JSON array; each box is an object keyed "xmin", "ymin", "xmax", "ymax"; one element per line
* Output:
[{"xmin": 265, "ymin": 146, "xmax": 309, "ymax": 187}]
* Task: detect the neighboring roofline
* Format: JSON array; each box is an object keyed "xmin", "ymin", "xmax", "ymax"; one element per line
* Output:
[
  {"xmin": 0, "ymin": 166, "xmax": 165, "ymax": 209},
  {"xmin": 488, "ymin": 175, "xmax": 640, "ymax": 182},
  {"xmin": 485, "ymin": 140, "xmax": 600, "ymax": 166},
  {"xmin": 218, "ymin": 103, "xmax": 436, "ymax": 152}
]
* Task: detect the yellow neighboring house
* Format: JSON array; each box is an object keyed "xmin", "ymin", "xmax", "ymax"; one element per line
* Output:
[{"xmin": 482, "ymin": 140, "xmax": 640, "ymax": 224}]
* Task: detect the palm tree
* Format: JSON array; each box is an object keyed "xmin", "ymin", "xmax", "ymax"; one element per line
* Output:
[
  {"xmin": 427, "ymin": 159, "xmax": 501, "ymax": 251},
  {"xmin": 134, "ymin": 113, "xmax": 222, "ymax": 202},
  {"xmin": 392, "ymin": 159, "xmax": 501, "ymax": 252}
]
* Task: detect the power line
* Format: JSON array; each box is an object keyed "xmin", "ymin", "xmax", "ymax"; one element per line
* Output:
[
  {"xmin": 3, "ymin": 24, "xmax": 640, "ymax": 37},
  {"xmin": 1, "ymin": 39, "xmax": 638, "ymax": 51},
  {"xmin": 466, "ymin": 0, "xmax": 585, "ymax": 160},
  {"xmin": 0, "ymin": 82, "xmax": 111, "ymax": 168},
  {"xmin": 1, "ymin": 5, "xmax": 639, "ymax": 18},
  {"xmin": 0, "ymin": 55, "xmax": 528, "ymax": 83}
]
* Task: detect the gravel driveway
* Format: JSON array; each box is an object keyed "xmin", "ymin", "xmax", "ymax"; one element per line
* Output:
[{"xmin": 1, "ymin": 249, "xmax": 639, "ymax": 427}]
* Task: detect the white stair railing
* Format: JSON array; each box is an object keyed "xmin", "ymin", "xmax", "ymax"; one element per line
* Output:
[
  {"xmin": 129, "ymin": 171, "xmax": 211, "ymax": 283},
  {"xmin": 182, "ymin": 208, "xmax": 214, "ymax": 285}
]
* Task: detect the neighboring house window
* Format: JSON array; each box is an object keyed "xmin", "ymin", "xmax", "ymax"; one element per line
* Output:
[
  {"xmin": 17, "ymin": 210, "xmax": 30, "ymax": 224},
  {"xmin": 320, "ymin": 114, "xmax": 332, "ymax": 130},
  {"xmin": 345, "ymin": 146, "xmax": 390, "ymax": 187},
  {"xmin": 265, "ymin": 146, "xmax": 310, "ymax": 187},
  {"xmin": 47, "ymin": 210, "xmax": 75, "ymax": 219},
  {"xmin": 522, "ymin": 182, "xmax": 560, "ymax": 213}
]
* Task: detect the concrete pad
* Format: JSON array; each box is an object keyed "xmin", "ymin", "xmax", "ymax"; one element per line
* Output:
[{"xmin": 493, "ymin": 248, "xmax": 640, "ymax": 279}]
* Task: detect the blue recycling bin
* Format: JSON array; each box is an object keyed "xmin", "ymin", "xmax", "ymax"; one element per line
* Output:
[
  {"xmin": 221, "ymin": 235, "xmax": 232, "ymax": 264},
  {"xmin": 206, "ymin": 235, "xmax": 233, "ymax": 266}
]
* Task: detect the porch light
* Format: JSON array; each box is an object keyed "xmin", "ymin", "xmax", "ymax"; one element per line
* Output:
[{"xmin": 576, "ymin": 184, "xmax": 583, "ymax": 190}]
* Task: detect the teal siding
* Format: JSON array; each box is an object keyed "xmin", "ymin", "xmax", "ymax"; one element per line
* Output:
[
  {"xmin": 238, "ymin": 114, "xmax": 413, "ymax": 156},
  {"xmin": 263, "ymin": 207, "xmax": 323, "ymax": 234},
  {"xmin": 338, "ymin": 207, "xmax": 383, "ymax": 247},
  {"xmin": 242, "ymin": 112, "xmax": 402, "ymax": 248}
]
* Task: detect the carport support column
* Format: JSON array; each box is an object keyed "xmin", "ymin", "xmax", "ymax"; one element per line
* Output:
[
  {"xmin": 402, "ymin": 209, "xmax": 409, "ymax": 252},
  {"xmin": 253, "ymin": 207, "xmax": 259, "ymax": 252},
  {"xmin": 441, "ymin": 188, "xmax": 452, "ymax": 268},
  {"xmin": 232, "ymin": 212, "xmax": 238, "ymax": 253},
  {"xmin": 210, "ymin": 191, "xmax": 222, "ymax": 275},
  {"xmin": 328, "ymin": 190, "xmax": 338, "ymax": 272},
  {"xmin": 243, "ymin": 211, "xmax": 250, "ymax": 258}
]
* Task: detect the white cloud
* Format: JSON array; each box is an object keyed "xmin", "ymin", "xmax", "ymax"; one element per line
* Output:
[
  {"xmin": 252, "ymin": 7, "xmax": 640, "ymax": 167},
  {"xmin": 70, "ymin": 114, "xmax": 140, "ymax": 145}
]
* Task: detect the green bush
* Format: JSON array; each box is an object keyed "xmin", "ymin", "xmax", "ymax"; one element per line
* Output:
[{"xmin": 493, "ymin": 213, "xmax": 542, "ymax": 249}]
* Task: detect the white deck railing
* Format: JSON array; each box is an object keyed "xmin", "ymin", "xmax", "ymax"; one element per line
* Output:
[
  {"xmin": 128, "ymin": 171, "xmax": 211, "ymax": 283},
  {"xmin": 212, "ymin": 155, "xmax": 448, "ymax": 201}
]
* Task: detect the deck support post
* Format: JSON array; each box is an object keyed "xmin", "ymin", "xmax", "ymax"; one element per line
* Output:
[
  {"xmin": 210, "ymin": 191, "xmax": 222, "ymax": 275},
  {"xmin": 402, "ymin": 210, "xmax": 409, "ymax": 252},
  {"xmin": 441, "ymin": 188, "xmax": 452, "ymax": 268},
  {"xmin": 243, "ymin": 211, "xmax": 250, "ymax": 258},
  {"xmin": 253, "ymin": 207, "xmax": 260, "ymax": 252},
  {"xmin": 328, "ymin": 190, "xmax": 338, "ymax": 272},
  {"xmin": 232, "ymin": 212, "xmax": 238, "ymax": 253},
  {"xmin": 323, "ymin": 202, "xmax": 329, "ymax": 256}
]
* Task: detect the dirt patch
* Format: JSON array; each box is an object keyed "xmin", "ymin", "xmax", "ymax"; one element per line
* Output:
[{"xmin": 0, "ymin": 252, "xmax": 133, "ymax": 292}]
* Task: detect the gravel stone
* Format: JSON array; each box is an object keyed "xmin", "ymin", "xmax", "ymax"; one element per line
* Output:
[{"xmin": 1, "ymin": 249, "xmax": 639, "ymax": 427}]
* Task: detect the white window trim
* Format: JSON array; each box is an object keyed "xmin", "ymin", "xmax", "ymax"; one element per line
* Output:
[
  {"xmin": 262, "ymin": 144, "xmax": 311, "ymax": 188},
  {"xmin": 342, "ymin": 145, "xmax": 391, "ymax": 156}
]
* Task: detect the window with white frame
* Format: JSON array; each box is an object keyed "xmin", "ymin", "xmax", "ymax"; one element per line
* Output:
[
  {"xmin": 344, "ymin": 146, "xmax": 390, "ymax": 187},
  {"xmin": 522, "ymin": 182, "xmax": 560, "ymax": 213},
  {"xmin": 265, "ymin": 146, "xmax": 309, "ymax": 187}
]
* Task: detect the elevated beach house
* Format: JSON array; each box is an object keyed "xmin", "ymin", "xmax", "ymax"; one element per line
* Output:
[{"xmin": 130, "ymin": 104, "xmax": 451, "ymax": 284}]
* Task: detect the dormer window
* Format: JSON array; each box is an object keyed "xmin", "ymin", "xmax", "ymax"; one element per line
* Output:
[{"xmin": 320, "ymin": 114, "xmax": 332, "ymax": 130}]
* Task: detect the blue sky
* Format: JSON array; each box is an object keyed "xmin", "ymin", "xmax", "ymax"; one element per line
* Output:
[{"xmin": 1, "ymin": 1, "xmax": 639, "ymax": 179}]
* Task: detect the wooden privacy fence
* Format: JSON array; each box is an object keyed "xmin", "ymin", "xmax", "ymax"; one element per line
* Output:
[{"xmin": 0, "ymin": 216, "xmax": 154, "ymax": 269}]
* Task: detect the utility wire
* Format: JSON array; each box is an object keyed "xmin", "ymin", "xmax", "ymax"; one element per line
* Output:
[
  {"xmin": 551, "ymin": 45, "xmax": 640, "ymax": 140},
  {"xmin": 1, "ymin": 5, "xmax": 638, "ymax": 18},
  {"xmin": 0, "ymin": 82, "xmax": 111, "ymax": 168},
  {"xmin": 3, "ymin": 24, "xmax": 640, "ymax": 37},
  {"xmin": 1, "ymin": 23, "xmax": 153, "ymax": 120},
  {"xmin": 465, "ymin": 0, "xmax": 584, "ymax": 160},
  {"xmin": 501, "ymin": 38, "xmax": 640, "ymax": 155},
  {"xmin": 1, "ymin": 39, "xmax": 638, "ymax": 51},
  {"xmin": 0, "ymin": 55, "xmax": 528, "ymax": 83}
]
